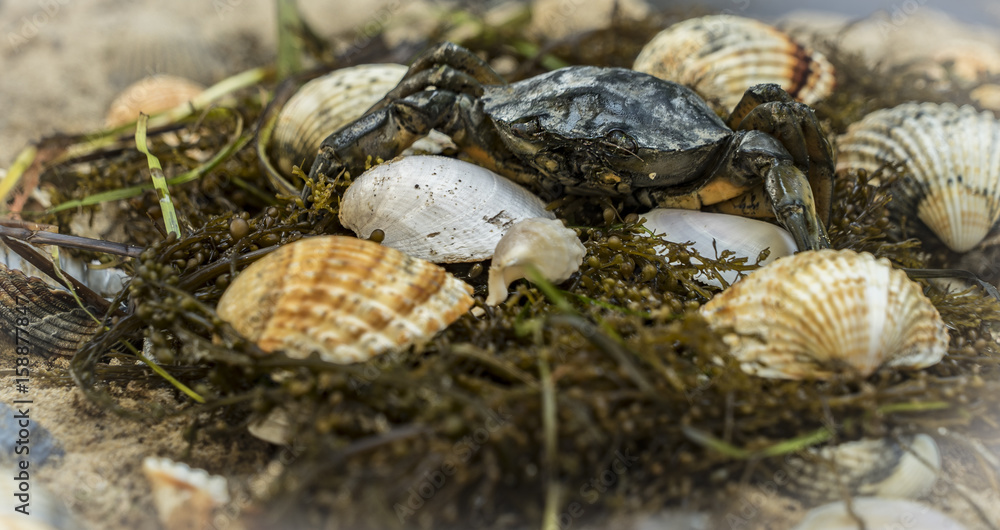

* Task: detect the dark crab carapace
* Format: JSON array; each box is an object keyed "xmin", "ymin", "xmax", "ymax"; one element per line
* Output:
[{"xmin": 308, "ymin": 42, "xmax": 834, "ymax": 250}]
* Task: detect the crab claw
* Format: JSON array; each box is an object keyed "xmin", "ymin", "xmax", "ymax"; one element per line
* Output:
[{"xmin": 765, "ymin": 160, "xmax": 830, "ymax": 251}]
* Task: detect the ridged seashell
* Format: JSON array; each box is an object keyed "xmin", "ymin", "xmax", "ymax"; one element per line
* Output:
[
  {"xmin": 640, "ymin": 208, "xmax": 797, "ymax": 287},
  {"xmin": 633, "ymin": 15, "xmax": 835, "ymax": 111},
  {"xmin": 837, "ymin": 102, "xmax": 1000, "ymax": 253},
  {"xmin": 105, "ymin": 75, "xmax": 204, "ymax": 128},
  {"xmin": 699, "ymin": 249, "xmax": 948, "ymax": 379},
  {"xmin": 778, "ymin": 434, "xmax": 941, "ymax": 504},
  {"xmin": 271, "ymin": 64, "xmax": 407, "ymax": 176},
  {"xmin": 339, "ymin": 155, "xmax": 555, "ymax": 263},
  {"xmin": 105, "ymin": 12, "xmax": 224, "ymax": 88},
  {"xmin": 792, "ymin": 498, "xmax": 966, "ymax": 530},
  {"xmin": 142, "ymin": 457, "xmax": 229, "ymax": 530},
  {"xmin": 486, "ymin": 218, "xmax": 586, "ymax": 305},
  {"xmin": 215, "ymin": 236, "xmax": 474, "ymax": 364},
  {"xmin": 0, "ymin": 265, "xmax": 103, "ymax": 357}
]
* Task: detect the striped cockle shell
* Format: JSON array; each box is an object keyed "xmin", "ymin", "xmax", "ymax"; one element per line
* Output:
[
  {"xmin": 339, "ymin": 155, "xmax": 555, "ymax": 263},
  {"xmin": 105, "ymin": 75, "xmax": 205, "ymax": 128},
  {"xmin": 142, "ymin": 457, "xmax": 229, "ymax": 530},
  {"xmin": 640, "ymin": 208, "xmax": 797, "ymax": 287},
  {"xmin": 837, "ymin": 102, "xmax": 1000, "ymax": 253},
  {"xmin": 699, "ymin": 249, "xmax": 948, "ymax": 379},
  {"xmin": 486, "ymin": 218, "xmax": 586, "ymax": 305},
  {"xmin": 633, "ymin": 15, "xmax": 835, "ymax": 112},
  {"xmin": 792, "ymin": 498, "xmax": 966, "ymax": 530},
  {"xmin": 779, "ymin": 434, "xmax": 941, "ymax": 504},
  {"xmin": 215, "ymin": 235, "xmax": 474, "ymax": 364}
]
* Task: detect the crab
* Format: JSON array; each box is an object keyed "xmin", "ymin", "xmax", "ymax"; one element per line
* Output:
[{"xmin": 308, "ymin": 42, "xmax": 834, "ymax": 251}]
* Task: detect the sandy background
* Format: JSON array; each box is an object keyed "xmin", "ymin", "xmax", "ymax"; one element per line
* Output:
[{"xmin": 1, "ymin": 1, "xmax": 999, "ymax": 529}]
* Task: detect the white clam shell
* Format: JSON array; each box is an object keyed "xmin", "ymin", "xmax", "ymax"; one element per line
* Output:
[
  {"xmin": 633, "ymin": 15, "xmax": 835, "ymax": 112},
  {"xmin": 640, "ymin": 208, "xmax": 797, "ymax": 287},
  {"xmin": 105, "ymin": 75, "xmax": 205, "ymax": 128},
  {"xmin": 792, "ymin": 498, "xmax": 966, "ymax": 530},
  {"xmin": 340, "ymin": 155, "xmax": 555, "ymax": 263},
  {"xmin": 271, "ymin": 64, "xmax": 453, "ymax": 176},
  {"xmin": 781, "ymin": 434, "xmax": 941, "ymax": 503},
  {"xmin": 837, "ymin": 102, "xmax": 1000, "ymax": 253},
  {"xmin": 699, "ymin": 249, "xmax": 949, "ymax": 380},
  {"xmin": 142, "ymin": 457, "xmax": 229, "ymax": 530},
  {"xmin": 486, "ymin": 218, "xmax": 586, "ymax": 305}
]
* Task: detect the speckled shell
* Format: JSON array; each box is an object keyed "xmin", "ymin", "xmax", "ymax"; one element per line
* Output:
[
  {"xmin": 271, "ymin": 64, "xmax": 406, "ymax": 175},
  {"xmin": 837, "ymin": 102, "xmax": 1000, "ymax": 253},
  {"xmin": 215, "ymin": 236, "xmax": 474, "ymax": 364},
  {"xmin": 142, "ymin": 457, "xmax": 229, "ymax": 530},
  {"xmin": 633, "ymin": 15, "xmax": 835, "ymax": 111},
  {"xmin": 486, "ymin": 218, "xmax": 586, "ymax": 305},
  {"xmin": 339, "ymin": 155, "xmax": 555, "ymax": 263},
  {"xmin": 640, "ymin": 208, "xmax": 797, "ymax": 287},
  {"xmin": 779, "ymin": 434, "xmax": 941, "ymax": 504},
  {"xmin": 699, "ymin": 249, "xmax": 948, "ymax": 379},
  {"xmin": 105, "ymin": 75, "xmax": 205, "ymax": 128},
  {"xmin": 792, "ymin": 498, "xmax": 967, "ymax": 530}
]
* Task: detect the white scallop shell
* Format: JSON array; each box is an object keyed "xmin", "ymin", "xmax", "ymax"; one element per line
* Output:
[
  {"xmin": 633, "ymin": 15, "xmax": 835, "ymax": 112},
  {"xmin": 142, "ymin": 457, "xmax": 229, "ymax": 530},
  {"xmin": 782, "ymin": 434, "xmax": 941, "ymax": 503},
  {"xmin": 486, "ymin": 218, "xmax": 586, "ymax": 305},
  {"xmin": 640, "ymin": 208, "xmax": 797, "ymax": 287},
  {"xmin": 837, "ymin": 102, "xmax": 1000, "ymax": 253},
  {"xmin": 792, "ymin": 498, "xmax": 966, "ymax": 530},
  {"xmin": 699, "ymin": 249, "xmax": 948, "ymax": 379},
  {"xmin": 339, "ymin": 156, "xmax": 555, "ymax": 263}
]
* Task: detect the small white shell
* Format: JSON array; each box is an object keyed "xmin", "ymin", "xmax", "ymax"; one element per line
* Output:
[
  {"xmin": 781, "ymin": 434, "xmax": 941, "ymax": 503},
  {"xmin": 792, "ymin": 498, "xmax": 966, "ymax": 530},
  {"xmin": 340, "ymin": 156, "xmax": 555, "ymax": 263},
  {"xmin": 105, "ymin": 75, "xmax": 204, "ymax": 128},
  {"xmin": 837, "ymin": 102, "xmax": 1000, "ymax": 253},
  {"xmin": 486, "ymin": 218, "xmax": 586, "ymax": 305},
  {"xmin": 640, "ymin": 208, "xmax": 797, "ymax": 287},
  {"xmin": 142, "ymin": 457, "xmax": 229, "ymax": 530},
  {"xmin": 633, "ymin": 15, "xmax": 835, "ymax": 112},
  {"xmin": 699, "ymin": 249, "xmax": 948, "ymax": 379}
]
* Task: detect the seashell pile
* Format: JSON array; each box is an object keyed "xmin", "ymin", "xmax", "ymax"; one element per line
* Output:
[
  {"xmin": 142, "ymin": 457, "xmax": 230, "ymax": 530},
  {"xmin": 104, "ymin": 75, "xmax": 205, "ymax": 128},
  {"xmin": 699, "ymin": 249, "xmax": 948, "ymax": 379},
  {"xmin": 837, "ymin": 102, "xmax": 1000, "ymax": 253},
  {"xmin": 633, "ymin": 14, "xmax": 835, "ymax": 112},
  {"xmin": 779, "ymin": 434, "xmax": 941, "ymax": 504},
  {"xmin": 486, "ymin": 217, "xmax": 586, "ymax": 305},
  {"xmin": 640, "ymin": 208, "xmax": 797, "ymax": 287},
  {"xmin": 339, "ymin": 155, "xmax": 555, "ymax": 263},
  {"xmin": 215, "ymin": 235, "xmax": 474, "ymax": 364}
]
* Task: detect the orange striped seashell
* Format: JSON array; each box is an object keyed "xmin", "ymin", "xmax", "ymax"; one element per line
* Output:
[
  {"xmin": 633, "ymin": 15, "xmax": 835, "ymax": 112},
  {"xmin": 105, "ymin": 74, "xmax": 204, "ymax": 128},
  {"xmin": 216, "ymin": 236, "xmax": 474, "ymax": 364}
]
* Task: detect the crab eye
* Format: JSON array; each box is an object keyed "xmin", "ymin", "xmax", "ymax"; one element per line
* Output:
[
  {"xmin": 605, "ymin": 129, "xmax": 637, "ymax": 152},
  {"xmin": 510, "ymin": 117, "xmax": 541, "ymax": 138}
]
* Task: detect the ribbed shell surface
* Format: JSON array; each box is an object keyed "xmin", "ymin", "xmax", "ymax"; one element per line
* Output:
[
  {"xmin": 271, "ymin": 64, "xmax": 407, "ymax": 175},
  {"xmin": 339, "ymin": 156, "xmax": 555, "ymax": 263},
  {"xmin": 105, "ymin": 75, "xmax": 205, "ymax": 128},
  {"xmin": 837, "ymin": 102, "xmax": 1000, "ymax": 252},
  {"xmin": 633, "ymin": 15, "xmax": 835, "ymax": 112},
  {"xmin": 699, "ymin": 249, "xmax": 947, "ymax": 379},
  {"xmin": 215, "ymin": 236, "xmax": 474, "ymax": 364}
]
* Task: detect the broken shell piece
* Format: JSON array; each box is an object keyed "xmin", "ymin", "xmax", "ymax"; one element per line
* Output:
[
  {"xmin": 837, "ymin": 102, "xmax": 1000, "ymax": 252},
  {"xmin": 792, "ymin": 497, "xmax": 966, "ymax": 530},
  {"xmin": 633, "ymin": 15, "xmax": 835, "ymax": 112},
  {"xmin": 486, "ymin": 218, "xmax": 585, "ymax": 305},
  {"xmin": 780, "ymin": 434, "xmax": 941, "ymax": 504},
  {"xmin": 216, "ymin": 236, "xmax": 474, "ymax": 363},
  {"xmin": 699, "ymin": 249, "xmax": 948, "ymax": 379},
  {"xmin": 640, "ymin": 208, "xmax": 797, "ymax": 287},
  {"xmin": 142, "ymin": 457, "xmax": 229, "ymax": 530},
  {"xmin": 105, "ymin": 75, "xmax": 204, "ymax": 128},
  {"xmin": 340, "ymin": 155, "xmax": 555, "ymax": 263}
]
